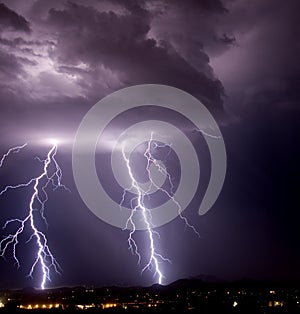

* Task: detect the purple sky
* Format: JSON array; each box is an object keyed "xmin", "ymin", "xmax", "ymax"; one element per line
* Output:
[{"xmin": 0, "ymin": 0, "xmax": 299, "ymax": 289}]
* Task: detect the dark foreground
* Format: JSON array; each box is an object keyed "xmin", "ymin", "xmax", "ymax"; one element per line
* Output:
[{"xmin": 1, "ymin": 278, "xmax": 300, "ymax": 314}]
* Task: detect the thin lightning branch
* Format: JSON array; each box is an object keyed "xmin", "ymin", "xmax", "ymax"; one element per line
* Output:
[
  {"xmin": 0, "ymin": 143, "xmax": 28, "ymax": 168},
  {"xmin": 121, "ymin": 144, "xmax": 170, "ymax": 285},
  {"xmin": 151, "ymin": 142, "xmax": 175, "ymax": 195},
  {"xmin": 0, "ymin": 143, "xmax": 68, "ymax": 289},
  {"xmin": 193, "ymin": 128, "xmax": 221, "ymax": 139},
  {"xmin": 144, "ymin": 133, "xmax": 200, "ymax": 237}
]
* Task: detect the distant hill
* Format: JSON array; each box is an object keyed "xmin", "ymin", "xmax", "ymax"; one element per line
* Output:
[{"xmin": 1, "ymin": 275, "xmax": 300, "ymax": 294}]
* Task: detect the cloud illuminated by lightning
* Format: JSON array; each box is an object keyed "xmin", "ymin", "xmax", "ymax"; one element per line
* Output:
[
  {"xmin": 121, "ymin": 132, "xmax": 199, "ymax": 285},
  {"xmin": 0, "ymin": 142, "xmax": 69, "ymax": 289}
]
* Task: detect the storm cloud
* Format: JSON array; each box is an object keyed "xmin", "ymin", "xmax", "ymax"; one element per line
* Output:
[
  {"xmin": 0, "ymin": 2, "xmax": 30, "ymax": 33},
  {"xmin": 0, "ymin": 0, "xmax": 299, "ymax": 289},
  {"xmin": 0, "ymin": 0, "xmax": 233, "ymax": 143}
]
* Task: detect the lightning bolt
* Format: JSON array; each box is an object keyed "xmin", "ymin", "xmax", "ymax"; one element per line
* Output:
[
  {"xmin": 121, "ymin": 132, "xmax": 199, "ymax": 285},
  {"xmin": 0, "ymin": 143, "xmax": 28, "ymax": 168},
  {"xmin": 121, "ymin": 144, "xmax": 170, "ymax": 285},
  {"xmin": 0, "ymin": 142, "xmax": 69, "ymax": 289}
]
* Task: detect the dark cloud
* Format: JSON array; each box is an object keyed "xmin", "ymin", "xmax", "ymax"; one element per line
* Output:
[
  {"xmin": 0, "ymin": 36, "xmax": 50, "ymax": 47},
  {"xmin": 149, "ymin": 0, "xmax": 235, "ymax": 61},
  {"xmin": 211, "ymin": 0, "xmax": 300, "ymax": 115},
  {"xmin": 45, "ymin": 2, "xmax": 225, "ymax": 110},
  {"xmin": 0, "ymin": 2, "xmax": 30, "ymax": 33},
  {"xmin": 0, "ymin": 49, "xmax": 24, "ymax": 79},
  {"xmin": 165, "ymin": 0, "xmax": 227, "ymax": 13}
]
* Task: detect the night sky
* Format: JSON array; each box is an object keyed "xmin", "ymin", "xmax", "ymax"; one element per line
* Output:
[{"xmin": 0, "ymin": 0, "xmax": 299, "ymax": 290}]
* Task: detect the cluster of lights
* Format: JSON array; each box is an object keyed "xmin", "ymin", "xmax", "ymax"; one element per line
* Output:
[
  {"xmin": 102, "ymin": 303, "xmax": 117, "ymax": 309},
  {"xmin": 19, "ymin": 304, "xmax": 61, "ymax": 310}
]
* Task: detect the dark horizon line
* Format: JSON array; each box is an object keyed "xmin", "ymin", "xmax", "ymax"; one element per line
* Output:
[{"xmin": 2, "ymin": 275, "xmax": 300, "ymax": 292}]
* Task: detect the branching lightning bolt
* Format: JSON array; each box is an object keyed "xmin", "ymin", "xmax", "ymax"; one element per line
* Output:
[
  {"xmin": 121, "ymin": 144, "xmax": 170, "ymax": 285},
  {"xmin": 121, "ymin": 132, "xmax": 199, "ymax": 285},
  {"xmin": 144, "ymin": 133, "xmax": 200, "ymax": 236},
  {"xmin": 0, "ymin": 142, "xmax": 69, "ymax": 289}
]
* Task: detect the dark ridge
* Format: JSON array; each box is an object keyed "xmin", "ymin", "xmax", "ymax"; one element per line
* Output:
[{"xmin": 1, "ymin": 276, "xmax": 300, "ymax": 293}]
